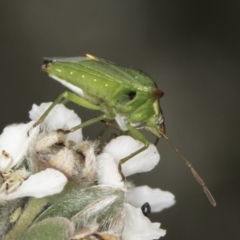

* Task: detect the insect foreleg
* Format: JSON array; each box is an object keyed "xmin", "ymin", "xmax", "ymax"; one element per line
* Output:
[{"xmin": 118, "ymin": 124, "xmax": 150, "ymax": 180}]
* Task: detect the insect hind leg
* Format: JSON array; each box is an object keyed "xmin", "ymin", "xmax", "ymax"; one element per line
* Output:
[{"xmin": 28, "ymin": 91, "xmax": 103, "ymax": 135}]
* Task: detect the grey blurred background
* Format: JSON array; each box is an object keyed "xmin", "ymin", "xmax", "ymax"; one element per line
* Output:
[{"xmin": 0, "ymin": 1, "xmax": 239, "ymax": 239}]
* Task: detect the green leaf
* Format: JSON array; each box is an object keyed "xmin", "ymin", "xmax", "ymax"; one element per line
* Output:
[
  {"xmin": 0, "ymin": 198, "xmax": 25, "ymax": 239},
  {"xmin": 34, "ymin": 185, "xmax": 124, "ymax": 227},
  {"xmin": 17, "ymin": 217, "xmax": 74, "ymax": 240}
]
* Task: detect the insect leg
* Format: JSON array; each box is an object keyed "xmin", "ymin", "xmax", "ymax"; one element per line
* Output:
[
  {"xmin": 29, "ymin": 91, "xmax": 102, "ymax": 133},
  {"xmin": 141, "ymin": 202, "xmax": 151, "ymax": 217},
  {"xmin": 118, "ymin": 124, "xmax": 150, "ymax": 180}
]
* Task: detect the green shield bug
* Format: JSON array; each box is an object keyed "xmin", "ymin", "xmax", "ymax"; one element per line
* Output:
[{"xmin": 33, "ymin": 54, "xmax": 216, "ymax": 206}]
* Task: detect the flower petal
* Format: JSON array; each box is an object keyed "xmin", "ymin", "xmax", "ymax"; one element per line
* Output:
[
  {"xmin": 97, "ymin": 153, "xmax": 124, "ymax": 189},
  {"xmin": 1, "ymin": 168, "xmax": 67, "ymax": 200},
  {"xmin": 126, "ymin": 185, "xmax": 175, "ymax": 212},
  {"xmin": 122, "ymin": 203, "xmax": 166, "ymax": 240},
  {"xmin": 0, "ymin": 121, "xmax": 39, "ymax": 171},
  {"xmin": 29, "ymin": 103, "xmax": 82, "ymax": 144},
  {"xmin": 103, "ymin": 136, "xmax": 160, "ymax": 176}
]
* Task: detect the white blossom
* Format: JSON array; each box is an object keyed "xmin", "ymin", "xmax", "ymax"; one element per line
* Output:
[
  {"xmin": 0, "ymin": 168, "xmax": 67, "ymax": 200},
  {"xmin": 0, "ymin": 104, "xmax": 74, "ymax": 201},
  {"xmin": 0, "ymin": 102, "xmax": 175, "ymax": 239}
]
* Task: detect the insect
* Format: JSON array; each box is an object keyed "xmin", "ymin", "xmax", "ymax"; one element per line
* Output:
[
  {"xmin": 34, "ymin": 54, "xmax": 216, "ymax": 206},
  {"xmin": 141, "ymin": 202, "xmax": 151, "ymax": 217}
]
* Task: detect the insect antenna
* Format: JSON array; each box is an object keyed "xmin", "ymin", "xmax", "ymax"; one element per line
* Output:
[{"xmin": 160, "ymin": 133, "xmax": 216, "ymax": 207}]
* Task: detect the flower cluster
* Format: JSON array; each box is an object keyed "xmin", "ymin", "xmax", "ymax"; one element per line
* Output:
[{"xmin": 0, "ymin": 103, "xmax": 175, "ymax": 240}]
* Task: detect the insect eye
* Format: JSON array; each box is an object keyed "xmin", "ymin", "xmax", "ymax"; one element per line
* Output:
[{"xmin": 127, "ymin": 91, "xmax": 136, "ymax": 100}]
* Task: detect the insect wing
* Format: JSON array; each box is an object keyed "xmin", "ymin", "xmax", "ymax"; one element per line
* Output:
[{"xmin": 45, "ymin": 55, "xmax": 155, "ymax": 94}]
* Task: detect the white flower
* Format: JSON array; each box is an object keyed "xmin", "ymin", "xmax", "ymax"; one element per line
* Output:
[
  {"xmin": 0, "ymin": 104, "xmax": 72, "ymax": 201},
  {"xmin": 29, "ymin": 102, "xmax": 83, "ymax": 145},
  {"xmin": 122, "ymin": 203, "xmax": 166, "ymax": 240},
  {"xmin": 126, "ymin": 185, "xmax": 175, "ymax": 212},
  {"xmin": 0, "ymin": 102, "xmax": 174, "ymax": 239},
  {"xmin": 103, "ymin": 136, "xmax": 160, "ymax": 177},
  {"xmin": 0, "ymin": 168, "xmax": 67, "ymax": 200},
  {"xmin": 0, "ymin": 121, "xmax": 39, "ymax": 171}
]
